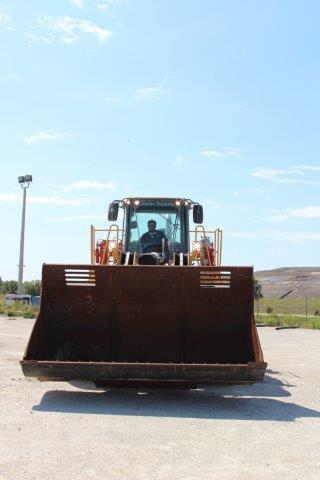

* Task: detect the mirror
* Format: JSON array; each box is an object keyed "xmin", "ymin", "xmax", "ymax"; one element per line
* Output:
[
  {"xmin": 108, "ymin": 202, "xmax": 119, "ymax": 221},
  {"xmin": 193, "ymin": 204, "xmax": 203, "ymax": 224}
]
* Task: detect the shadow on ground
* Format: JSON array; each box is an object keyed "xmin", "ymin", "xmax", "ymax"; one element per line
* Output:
[{"xmin": 33, "ymin": 370, "xmax": 320, "ymax": 421}]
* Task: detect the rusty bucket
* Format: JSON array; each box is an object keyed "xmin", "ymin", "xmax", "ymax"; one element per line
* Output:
[{"xmin": 21, "ymin": 264, "xmax": 267, "ymax": 387}]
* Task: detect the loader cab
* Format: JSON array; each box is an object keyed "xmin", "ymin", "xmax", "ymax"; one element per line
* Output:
[
  {"xmin": 125, "ymin": 198, "xmax": 190, "ymax": 256},
  {"xmin": 108, "ymin": 197, "xmax": 203, "ymax": 257}
]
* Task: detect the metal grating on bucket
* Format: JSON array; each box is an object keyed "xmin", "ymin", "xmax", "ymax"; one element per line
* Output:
[
  {"xmin": 65, "ymin": 268, "xmax": 96, "ymax": 287},
  {"xmin": 200, "ymin": 270, "xmax": 231, "ymax": 288}
]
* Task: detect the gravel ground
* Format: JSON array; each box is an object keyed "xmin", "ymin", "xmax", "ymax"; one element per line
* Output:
[{"xmin": 0, "ymin": 316, "xmax": 320, "ymax": 480}]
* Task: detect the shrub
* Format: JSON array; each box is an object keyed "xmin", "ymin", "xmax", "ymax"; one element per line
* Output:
[
  {"xmin": 23, "ymin": 280, "xmax": 41, "ymax": 296},
  {"xmin": 0, "ymin": 279, "xmax": 41, "ymax": 295},
  {"xmin": 266, "ymin": 305, "xmax": 273, "ymax": 314},
  {"xmin": 0, "ymin": 295, "xmax": 39, "ymax": 319},
  {"xmin": 1, "ymin": 280, "xmax": 18, "ymax": 294},
  {"xmin": 312, "ymin": 318, "xmax": 320, "ymax": 329}
]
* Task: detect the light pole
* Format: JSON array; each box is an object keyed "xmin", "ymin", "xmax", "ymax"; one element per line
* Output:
[
  {"xmin": 256, "ymin": 284, "xmax": 262, "ymax": 318},
  {"xmin": 305, "ymin": 290, "xmax": 308, "ymax": 318},
  {"xmin": 17, "ymin": 175, "xmax": 32, "ymax": 295}
]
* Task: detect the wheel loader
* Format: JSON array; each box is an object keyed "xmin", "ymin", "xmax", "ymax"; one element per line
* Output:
[{"xmin": 21, "ymin": 197, "xmax": 267, "ymax": 388}]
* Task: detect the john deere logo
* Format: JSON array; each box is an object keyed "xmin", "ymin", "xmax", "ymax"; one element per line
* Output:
[{"xmin": 140, "ymin": 201, "xmax": 175, "ymax": 207}]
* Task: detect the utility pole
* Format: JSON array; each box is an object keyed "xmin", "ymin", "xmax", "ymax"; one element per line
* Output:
[
  {"xmin": 256, "ymin": 284, "xmax": 262, "ymax": 318},
  {"xmin": 17, "ymin": 175, "xmax": 32, "ymax": 295},
  {"xmin": 305, "ymin": 290, "xmax": 308, "ymax": 318}
]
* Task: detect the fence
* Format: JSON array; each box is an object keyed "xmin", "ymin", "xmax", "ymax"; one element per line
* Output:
[{"xmin": 255, "ymin": 297, "xmax": 320, "ymax": 317}]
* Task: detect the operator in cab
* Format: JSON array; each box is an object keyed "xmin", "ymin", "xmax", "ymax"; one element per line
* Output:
[{"xmin": 140, "ymin": 219, "xmax": 167, "ymax": 254}]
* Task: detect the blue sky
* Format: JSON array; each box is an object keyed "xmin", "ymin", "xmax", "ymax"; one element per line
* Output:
[{"xmin": 0, "ymin": 0, "xmax": 319, "ymax": 280}]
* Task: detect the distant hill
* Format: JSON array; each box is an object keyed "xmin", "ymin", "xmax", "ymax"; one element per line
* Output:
[{"xmin": 254, "ymin": 267, "xmax": 320, "ymax": 298}]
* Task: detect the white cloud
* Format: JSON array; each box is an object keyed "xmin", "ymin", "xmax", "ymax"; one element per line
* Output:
[
  {"xmin": 261, "ymin": 230, "xmax": 320, "ymax": 244},
  {"xmin": 0, "ymin": 193, "xmax": 17, "ymax": 202},
  {"xmin": 63, "ymin": 180, "xmax": 116, "ymax": 192},
  {"xmin": 292, "ymin": 232, "xmax": 320, "ymax": 240},
  {"xmin": 135, "ymin": 86, "xmax": 168, "ymax": 103},
  {"xmin": 49, "ymin": 214, "xmax": 106, "ymax": 222},
  {"xmin": 205, "ymin": 199, "xmax": 245, "ymax": 210},
  {"xmin": 97, "ymin": 0, "xmax": 124, "ymax": 12},
  {"xmin": 252, "ymin": 187, "xmax": 265, "ymax": 195},
  {"xmin": 199, "ymin": 150, "xmax": 224, "ymax": 160},
  {"xmin": 25, "ymin": 33, "xmax": 54, "ymax": 45},
  {"xmin": 227, "ymin": 229, "xmax": 320, "ymax": 244},
  {"xmin": 175, "ymin": 156, "xmax": 185, "ymax": 166},
  {"xmin": 227, "ymin": 232, "xmax": 259, "ymax": 239},
  {"xmin": 97, "ymin": 2, "xmax": 109, "ymax": 11},
  {"xmin": 70, "ymin": 0, "xmax": 85, "ymax": 9},
  {"xmin": 234, "ymin": 104, "xmax": 247, "ymax": 111},
  {"xmin": 0, "ymin": 193, "xmax": 85, "ymax": 206},
  {"xmin": 266, "ymin": 205, "xmax": 320, "ymax": 223},
  {"xmin": 291, "ymin": 164, "xmax": 320, "ymax": 173},
  {"xmin": 224, "ymin": 147, "xmax": 244, "ymax": 159},
  {"xmin": 199, "ymin": 147, "xmax": 244, "ymax": 161},
  {"xmin": 24, "ymin": 131, "xmax": 73, "ymax": 145},
  {"xmin": 175, "ymin": 147, "xmax": 244, "ymax": 166},
  {"xmin": 135, "ymin": 153, "xmax": 151, "ymax": 163},
  {"xmin": 288, "ymin": 206, "xmax": 320, "ymax": 219},
  {"xmin": 103, "ymin": 96, "xmax": 119, "ymax": 103},
  {"xmin": 0, "ymin": 72, "xmax": 19, "ymax": 81},
  {"xmin": 268, "ymin": 214, "xmax": 289, "ymax": 223},
  {"xmin": 250, "ymin": 167, "xmax": 299, "ymax": 183},
  {"xmin": 0, "ymin": 8, "xmax": 13, "ymax": 31},
  {"xmin": 250, "ymin": 165, "xmax": 320, "ymax": 185},
  {"xmin": 29, "ymin": 15, "xmax": 113, "ymax": 45},
  {"xmin": 205, "ymin": 199, "xmax": 223, "ymax": 209},
  {"xmin": 28, "ymin": 196, "xmax": 84, "ymax": 206},
  {"xmin": 29, "ymin": 64, "xmax": 48, "ymax": 74}
]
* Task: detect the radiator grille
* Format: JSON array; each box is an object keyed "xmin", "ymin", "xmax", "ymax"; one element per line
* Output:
[
  {"xmin": 65, "ymin": 268, "xmax": 96, "ymax": 287},
  {"xmin": 200, "ymin": 270, "xmax": 231, "ymax": 288}
]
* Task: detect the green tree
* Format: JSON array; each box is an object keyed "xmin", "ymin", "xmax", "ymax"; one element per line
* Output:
[
  {"xmin": 1, "ymin": 280, "xmax": 18, "ymax": 294},
  {"xmin": 23, "ymin": 280, "xmax": 41, "ymax": 296}
]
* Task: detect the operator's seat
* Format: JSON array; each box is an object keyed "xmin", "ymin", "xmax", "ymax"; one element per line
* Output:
[{"xmin": 120, "ymin": 252, "xmax": 160, "ymax": 265}]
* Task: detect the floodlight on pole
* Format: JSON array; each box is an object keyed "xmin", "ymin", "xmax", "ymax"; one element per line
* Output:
[{"xmin": 17, "ymin": 175, "xmax": 32, "ymax": 295}]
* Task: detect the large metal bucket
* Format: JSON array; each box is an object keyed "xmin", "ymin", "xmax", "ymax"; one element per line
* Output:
[{"xmin": 21, "ymin": 264, "xmax": 267, "ymax": 387}]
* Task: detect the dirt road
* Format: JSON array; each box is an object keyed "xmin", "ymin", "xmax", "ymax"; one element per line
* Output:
[{"xmin": 1, "ymin": 316, "xmax": 319, "ymax": 480}]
